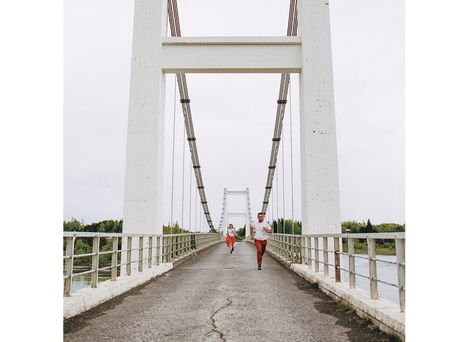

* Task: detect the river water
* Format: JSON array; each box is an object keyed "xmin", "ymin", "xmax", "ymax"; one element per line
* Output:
[
  {"xmin": 340, "ymin": 254, "xmax": 398, "ymax": 304},
  {"xmin": 71, "ymin": 275, "xmax": 110, "ymax": 292},
  {"xmin": 71, "ymin": 255, "xmax": 399, "ymax": 305}
]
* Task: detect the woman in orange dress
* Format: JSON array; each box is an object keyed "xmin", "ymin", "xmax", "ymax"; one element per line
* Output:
[{"xmin": 225, "ymin": 224, "xmax": 237, "ymax": 254}]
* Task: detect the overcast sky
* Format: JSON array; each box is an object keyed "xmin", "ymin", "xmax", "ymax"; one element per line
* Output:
[{"xmin": 64, "ymin": 0, "xmax": 404, "ymax": 229}]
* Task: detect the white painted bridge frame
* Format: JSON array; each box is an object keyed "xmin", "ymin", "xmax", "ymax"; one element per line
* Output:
[
  {"xmin": 220, "ymin": 188, "xmax": 253, "ymax": 238},
  {"xmin": 123, "ymin": 0, "xmax": 341, "ymax": 257}
]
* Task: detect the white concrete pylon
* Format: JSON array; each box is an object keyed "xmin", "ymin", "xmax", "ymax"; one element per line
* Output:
[
  {"xmin": 298, "ymin": 0, "xmax": 341, "ymax": 236},
  {"xmin": 122, "ymin": 0, "xmax": 167, "ymax": 267}
]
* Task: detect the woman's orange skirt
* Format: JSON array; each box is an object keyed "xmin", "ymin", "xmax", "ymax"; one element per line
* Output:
[{"xmin": 225, "ymin": 235, "xmax": 236, "ymax": 248}]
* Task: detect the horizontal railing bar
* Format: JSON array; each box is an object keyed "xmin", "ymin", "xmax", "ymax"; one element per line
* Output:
[
  {"xmin": 72, "ymin": 269, "xmax": 94, "ymax": 277},
  {"xmin": 98, "ymin": 250, "xmax": 114, "ymax": 255},
  {"xmin": 374, "ymin": 258, "xmax": 398, "ymax": 265},
  {"xmin": 98, "ymin": 265, "xmax": 113, "ymax": 271},
  {"xmin": 354, "ymin": 273, "xmax": 371, "ymax": 280},
  {"xmin": 375, "ymin": 279, "xmax": 399, "ymax": 288},
  {"xmin": 73, "ymin": 252, "xmax": 96, "ymax": 258},
  {"xmin": 351, "ymin": 254, "xmax": 369, "ymax": 260}
]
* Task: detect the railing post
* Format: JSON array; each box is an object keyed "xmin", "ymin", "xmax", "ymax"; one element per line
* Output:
[
  {"xmin": 396, "ymin": 238, "xmax": 405, "ymax": 312},
  {"xmin": 166, "ymin": 236, "xmax": 169, "ymax": 261},
  {"xmin": 278, "ymin": 235, "xmax": 282, "ymax": 257},
  {"xmin": 156, "ymin": 235, "xmax": 161, "ymax": 265},
  {"xmin": 323, "ymin": 237, "xmax": 329, "ymax": 276},
  {"xmin": 168, "ymin": 235, "xmax": 172, "ymax": 261},
  {"xmin": 64, "ymin": 236, "xmax": 75, "ymax": 296},
  {"xmin": 367, "ymin": 238, "xmax": 378, "ymax": 299},
  {"xmin": 111, "ymin": 236, "xmax": 118, "ymax": 281},
  {"xmin": 314, "ymin": 237, "xmax": 319, "ymax": 272},
  {"xmin": 275, "ymin": 235, "xmax": 278, "ymax": 255},
  {"xmin": 165, "ymin": 236, "xmax": 169, "ymax": 262},
  {"xmin": 126, "ymin": 236, "xmax": 132, "ymax": 276},
  {"xmin": 177, "ymin": 235, "xmax": 180, "ymax": 257},
  {"xmin": 301, "ymin": 236, "xmax": 305, "ymax": 264},
  {"xmin": 282, "ymin": 235, "xmax": 285, "ymax": 258},
  {"xmin": 138, "ymin": 236, "xmax": 143, "ymax": 272},
  {"xmin": 91, "ymin": 236, "xmax": 100, "ymax": 288},
  {"xmin": 307, "ymin": 237, "xmax": 312, "ymax": 268},
  {"xmin": 291, "ymin": 236, "xmax": 297, "ymax": 262},
  {"xmin": 167, "ymin": 236, "xmax": 170, "ymax": 261},
  {"xmin": 297, "ymin": 236, "xmax": 301, "ymax": 263},
  {"xmin": 334, "ymin": 237, "xmax": 341, "ymax": 282},
  {"xmin": 348, "ymin": 237, "xmax": 356, "ymax": 289},
  {"xmin": 148, "ymin": 236, "xmax": 153, "ymax": 268},
  {"xmin": 178, "ymin": 235, "xmax": 181, "ymax": 256}
]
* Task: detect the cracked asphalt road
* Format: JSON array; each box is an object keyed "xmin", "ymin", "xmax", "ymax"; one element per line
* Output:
[{"xmin": 64, "ymin": 242, "xmax": 395, "ymax": 341}]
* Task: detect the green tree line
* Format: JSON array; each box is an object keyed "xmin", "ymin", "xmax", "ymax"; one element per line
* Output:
[{"xmin": 341, "ymin": 219, "xmax": 405, "ymax": 254}]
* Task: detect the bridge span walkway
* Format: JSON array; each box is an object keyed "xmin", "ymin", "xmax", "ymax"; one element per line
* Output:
[{"xmin": 64, "ymin": 241, "xmax": 395, "ymax": 341}]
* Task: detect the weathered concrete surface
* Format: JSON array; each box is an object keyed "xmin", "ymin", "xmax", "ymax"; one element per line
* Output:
[{"xmin": 64, "ymin": 242, "xmax": 396, "ymax": 341}]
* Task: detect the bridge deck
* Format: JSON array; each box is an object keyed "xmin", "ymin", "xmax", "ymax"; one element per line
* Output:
[{"xmin": 64, "ymin": 242, "xmax": 393, "ymax": 341}]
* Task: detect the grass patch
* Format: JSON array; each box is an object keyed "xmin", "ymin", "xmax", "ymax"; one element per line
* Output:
[
  {"xmin": 306, "ymin": 282, "xmax": 319, "ymax": 289},
  {"xmin": 337, "ymin": 303, "xmax": 353, "ymax": 314}
]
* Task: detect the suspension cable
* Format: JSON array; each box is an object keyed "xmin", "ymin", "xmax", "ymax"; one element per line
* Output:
[
  {"xmin": 167, "ymin": 0, "xmax": 215, "ymax": 231},
  {"xmin": 170, "ymin": 75, "xmax": 177, "ymax": 235},
  {"xmin": 261, "ymin": 0, "xmax": 298, "ymax": 215},
  {"xmin": 181, "ymin": 125, "xmax": 186, "ymax": 230},
  {"xmin": 194, "ymin": 180, "xmax": 197, "ymax": 232},
  {"xmin": 289, "ymin": 81, "xmax": 295, "ymax": 234},
  {"xmin": 281, "ymin": 125, "xmax": 286, "ymax": 234},
  {"xmin": 276, "ymin": 164, "xmax": 279, "ymax": 233},
  {"xmin": 189, "ymin": 165, "xmax": 192, "ymax": 232},
  {"xmin": 271, "ymin": 178, "xmax": 274, "ymax": 226}
]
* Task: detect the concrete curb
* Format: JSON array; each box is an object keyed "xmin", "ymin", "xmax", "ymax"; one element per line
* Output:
[
  {"xmin": 258, "ymin": 243, "xmax": 405, "ymax": 340},
  {"xmin": 63, "ymin": 239, "xmax": 223, "ymax": 320}
]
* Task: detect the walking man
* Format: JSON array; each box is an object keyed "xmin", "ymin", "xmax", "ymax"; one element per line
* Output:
[
  {"xmin": 250, "ymin": 212, "xmax": 272, "ymax": 270},
  {"xmin": 226, "ymin": 224, "xmax": 236, "ymax": 254}
]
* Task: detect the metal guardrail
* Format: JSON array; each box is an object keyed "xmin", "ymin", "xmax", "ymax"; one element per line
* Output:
[
  {"xmin": 63, "ymin": 232, "xmax": 221, "ymax": 296},
  {"xmin": 268, "ymin": 232, "xmax": 405, "ymax": 312}
]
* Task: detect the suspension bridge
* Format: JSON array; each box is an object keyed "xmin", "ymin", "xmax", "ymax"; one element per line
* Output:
[{"xmin": 64, "ymin": 0, "xmax": 405, "ymax": 340}]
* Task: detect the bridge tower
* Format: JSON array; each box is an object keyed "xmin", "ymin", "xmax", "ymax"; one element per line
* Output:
[
  {"xmin": 122, "ymin": 0, "xmax": 341, "ymax": 256},
  {"xmin": 219, "ymin": 188, "xmax": 253, "ymax": 238}
]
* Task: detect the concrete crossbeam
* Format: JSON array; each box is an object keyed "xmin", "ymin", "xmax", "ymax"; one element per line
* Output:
[{"xmin": 161, "ymin": 36, "xmax": 302, "ymax": 73}]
